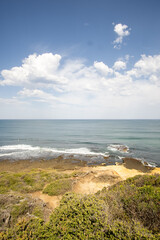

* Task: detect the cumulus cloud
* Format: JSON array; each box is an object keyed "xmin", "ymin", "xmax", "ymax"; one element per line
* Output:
[
  {"xmin": 0, "ymin": 52, "xmax": 160, "ymax": 118},
  {"xmin": 127, "ymin": 55, "xmax": 160, "ymax": 87},
  {"xmin": 1, "ymin": 53, "xmax": 62, "ymax": 86},
  {"xmin": 129, "ymin": 54, "xmax": 160, "ymax": 77},
  {"xmin": 113, "ymin": 60, "xmax": 126, "ymax": 70},
  {"xmin": 94, "ymin": 61, "xmax": 113, "ymax": 75},
  {"xmin": 113, "ymin": 23, "xmax": 131, "ymax": 49}
]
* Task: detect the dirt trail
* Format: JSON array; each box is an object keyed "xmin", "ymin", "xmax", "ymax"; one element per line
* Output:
[
  {"xmin": 31, "ymin": 192, "xmax": 62, "ymax": 210},
  {"xmin": 72, "ymin": 169, "xmax": 122, "ymax": 194}
]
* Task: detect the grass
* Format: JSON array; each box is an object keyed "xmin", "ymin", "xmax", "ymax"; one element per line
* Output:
[
  {"xmin": 43, "ymin": 179, "xmax": 73, "ymax": 196},
  {"xmin": 0, "ymin": 193, "xmax": 51, "ymax": 233},
  {"xmin": 32, "ymin": 206, "xmax": 44, "ymax": 219},
  {"xmin": 0, "ymin": 169, "xmax": 71, "ymax": 194},
  {"xmin": 11, "ymin": 200, "xmax": 31, "ymax": 224}
]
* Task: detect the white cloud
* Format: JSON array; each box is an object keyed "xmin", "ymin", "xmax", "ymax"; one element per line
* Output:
[
  {"xmin": 1, "ymin": 53, "xmax": 62, "ymax": 86},
  {"xmin": 133, "ymin": 54, "xmax": 160, "ymax": 76},
  {"xmin": 0, "ymin": 52, "xmax": 160, "ymax": 119},
  {"xmin": 94, "ymin": 61, "xmax": 113, "ymax": 75},
  {"xmin": 113, "ymin": 60, "xmax": 126, "ymax": 70},
  {"xmin": 114, "ymin": 23, "xmax": 130, "ymax": 37},
  {"xmin": 150, "ymin": 75, "xmax": 159, "ymax": 84},
  {"xmin": 127, "ymin": 55, "xmax": 160, "ymax": 87},
  {"xmin": 18, "ymin": 88, "xmax": 58, "ymax": 102},
  {"xmin": 0, "ymin": 97, "xmax": 26, "ymax": 105},
  {"xmin": 113, "ymin": 23, "xmax": 131, "ymax": 49}
]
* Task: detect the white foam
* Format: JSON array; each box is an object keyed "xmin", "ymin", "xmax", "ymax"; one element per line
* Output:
[
  {"xmin": 0, "ymin": 144, "xmax": 39, "ymax": 151},
  {"xmin": 58, "ymin": 148, "xmax": 109, "ymax": 157},
  {"xmin": 118, "ymin": 156, "xmax": 123, "ymax": 160},
  {"xmin": 0, "ymin": 144, "xmax": 109, "ymax": 160},
  {"xmin": 0, "ymin": 152, "xmax": 15, "ymax": 157},
  {"xmin": 141, "ymin": 159, "xmax": 156, "ymax": 168},
  {"xmin": 107, "ymin": 144, "xmax": 129, "ymax": 153}
]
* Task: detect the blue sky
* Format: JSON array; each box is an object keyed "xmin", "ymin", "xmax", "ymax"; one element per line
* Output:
[{"xmin": 0, "ymin": 0, "xmax": 160, "ymax": 119}]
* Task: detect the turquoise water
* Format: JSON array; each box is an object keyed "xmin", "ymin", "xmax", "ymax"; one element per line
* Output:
[{"xmin": 0, "ymin": 120, "xmax": 160, "ymax": 166}]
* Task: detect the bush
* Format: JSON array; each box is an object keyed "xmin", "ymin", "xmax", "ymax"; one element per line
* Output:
[
  {"xmin": 98, "ymin": 174, "xmax": 160, "ymax": 233},
  {"xmin": 0, "ymin": 174, "xmax": 159, "ymax": 239},
  {"xmin": 46, "ymin": 193, "xmax": 109, "ymax": 239},
  {"xmin": 43, "ymin": 179, "xmax": 73, "ymax": 196},
  {"xmin": 0, "ymin": 193, "xmax": 51, "ymax": 231},
  {"xmin": 0, "ymin": 170, "xmax": 71, "ymax": 194},
  {"xmin": 1, "ymin": 192, "xmax": 156, "ymax": 239},
  {"xmin": 0, "ymin": 218, "xmax": 46, "ymax": 240}
]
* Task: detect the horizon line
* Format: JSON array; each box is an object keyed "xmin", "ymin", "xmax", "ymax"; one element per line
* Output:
[{"xmin": 0, "ymin": 118, "xmax": 160, "ymax": 121}]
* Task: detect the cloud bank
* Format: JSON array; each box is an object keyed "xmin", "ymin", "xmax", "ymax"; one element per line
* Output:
[{"xmin": 0, "ymin": 52, "xmax": 160, "ymax": 119}]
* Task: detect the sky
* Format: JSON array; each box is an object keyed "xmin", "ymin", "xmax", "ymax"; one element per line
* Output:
[{"xmin": 0, "ymin": 0, "xmax": 160, "ymax": 119}]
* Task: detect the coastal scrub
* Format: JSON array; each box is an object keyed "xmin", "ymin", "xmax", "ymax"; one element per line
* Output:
[
  {"xmin": 0, "ymin": 169, "xmax": 159, "ymax": 239},
  {"xmin": 0, "ymin": 170, "xmax": 71, "ymax": 194},
  {"xmin": 43, "ymin": 179, "xmax": 73, "ymax": 196}
]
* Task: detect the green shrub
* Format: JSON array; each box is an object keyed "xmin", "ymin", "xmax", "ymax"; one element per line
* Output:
[
  {"xmin": 46, "ymin": 193, "xmax": 108, "ymax": 239},
  {"xmin": 109, "ymin": 219, "xmax": 157, "ymax": 240},
  {"xmin": 0, "ymin": 190, "xmax": 157, "ymax": 239},
  {"xmin": 125, "ymin": 174, "xmax": 160, "ymax": 187},
  {"xmin": 0, "ymin": 173, "xmax": 159, "ymax": 239},
  {"xmin": 98, "ymin": 174, "xmax": 160, "ymax": 234},
  {"xmin": 11, "ymin": 200, "xmax": 31, "ymax": 224},
  {"xmin": 32, "ymin": 206, "xmax": 43, "ymax": 219},
  {"xmin": 0, "ymin": 218, "xmax": 46, "ymax": 240},
  {"xmin": 43, "ymin": 179, "xmax": 73, "ymax": 196},
  {"xmin": 0, "ymin": 170, "xmax": 71, "ymax": 194}
]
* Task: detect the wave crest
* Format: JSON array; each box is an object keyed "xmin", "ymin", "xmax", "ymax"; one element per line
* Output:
[
  {"xmin": 107, "ymin": 144, "xmax": 129, "ymax": 153},
  {"xmin": 0, "ymin": 144, "xmax": 109, "ymax": 161}
]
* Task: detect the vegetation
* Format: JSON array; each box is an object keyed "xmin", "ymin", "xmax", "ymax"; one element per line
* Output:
[
  {"xmin": 43, "ymin": 179, "xmax": 73, "ymax": 196},
  {"xmin": 0, "ymin": 193, "xmax": 52, "ymax": 234},
  {"xmin": 97, "ymin": 174, "xmax": 160, "ymax": 234},
  {"xmin": 0, "ymin": 169, "xmax": 159, "ymax": 239},
  {"xmin": 0, "ymin": 169, "xmax": 71, "ymax": 194}
]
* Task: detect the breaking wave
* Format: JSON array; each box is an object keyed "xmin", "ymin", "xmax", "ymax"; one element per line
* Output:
[
  {"xmin": 0, "ymin": 144, "xmax": 156, "ymax": 168},
  {"xmin": 107, "ymin": 144, "xmax": 129, "ymax": 153},
  {"xmin": 0, "ymin": 144, "xmax": 109, "ymax": 162}
]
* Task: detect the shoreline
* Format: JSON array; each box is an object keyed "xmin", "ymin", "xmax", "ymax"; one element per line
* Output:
[{"xmin": 0, "ymin": 157, "xmax": 87, "ymax": 172}]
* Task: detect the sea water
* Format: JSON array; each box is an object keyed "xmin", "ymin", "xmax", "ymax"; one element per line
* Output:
[{"xmin": 0, "ymin": 120, "xmax": 160, "ymax": 167}]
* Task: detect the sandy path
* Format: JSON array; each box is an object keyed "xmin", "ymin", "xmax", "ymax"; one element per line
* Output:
[
  {"xmin": 31, "ymin": 192, "xmax": 62, "ymax": 209},
  {"xmin": 72, "ymin": 169, "xmax": 122, "ymax": 194}
]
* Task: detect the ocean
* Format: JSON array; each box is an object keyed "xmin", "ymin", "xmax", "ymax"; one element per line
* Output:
[{"xmin": 0, "ymin": 120, "xmax": 160, "ymax": 167}]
